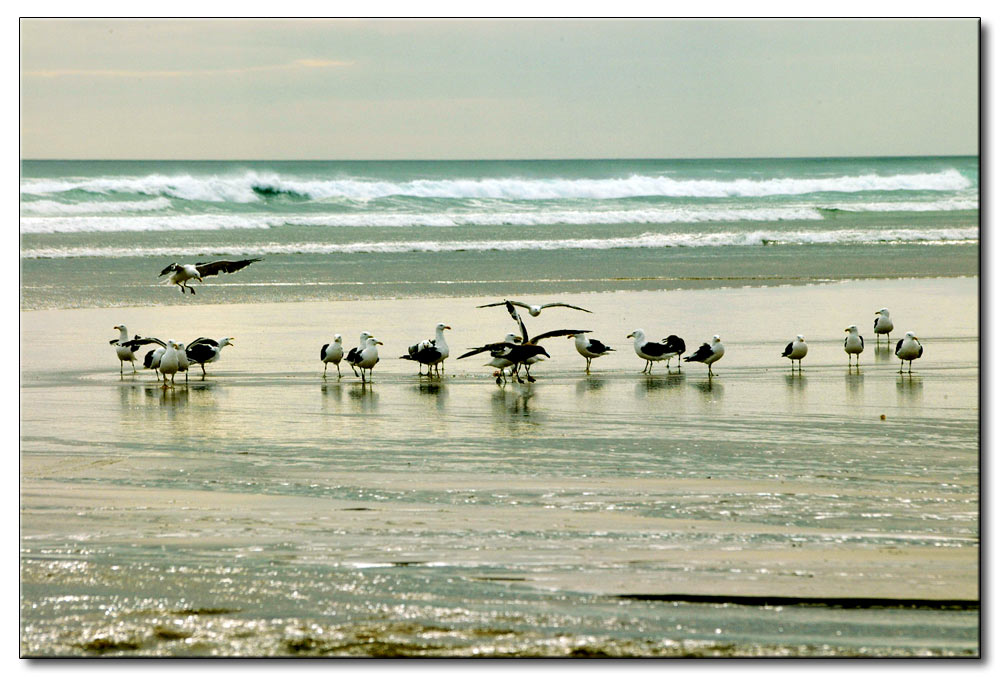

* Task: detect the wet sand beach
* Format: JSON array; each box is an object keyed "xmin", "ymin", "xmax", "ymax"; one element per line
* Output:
[{"xmin": 19, "ymin": 277, "xmax": 979, "ymax": 656}]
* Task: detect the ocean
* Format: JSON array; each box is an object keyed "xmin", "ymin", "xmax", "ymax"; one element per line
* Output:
[
  {"xmin": 19, "ymin": 156, "xmax": 979, "ymax": 309},
  {"xmin": 19, "ymin": 157, "xmax": 980, "ymax": 657}
]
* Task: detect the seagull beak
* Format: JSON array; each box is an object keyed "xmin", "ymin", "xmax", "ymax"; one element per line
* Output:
[
  {"xmin": 376, "ymin": 341, "xmax": 384, "ymax": 345},
  {"xmin": 626, "ymin": 332, "xmax": 634, "ymax": 338},
  {"xmin": 445, "ymin": 326, "xmax": 452, "ymax": 330}
]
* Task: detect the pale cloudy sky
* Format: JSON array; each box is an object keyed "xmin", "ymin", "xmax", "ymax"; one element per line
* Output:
[{"xmin": 19, "ymin": 18, "xmax": 979, "ymax": 160}]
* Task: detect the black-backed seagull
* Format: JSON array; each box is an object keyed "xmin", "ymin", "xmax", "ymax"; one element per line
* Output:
[
  {"xmin": 874, "ymin": 308, "xmax": 894, "ymax": 346},
  {"xmin": 357, "ymin": 336, "xmax": 383, "ymax": 383},
  {"xmin": 158, "ymin": 258, "xmax": 262, "ymax": 295},
  {"xmin": 345, "ymin": 331, "xmax": 372, "ymax": 377},
  {"xmin": 894, "ymin": 332, "xmax": 923, "ymax": 373},
  {"xmin": 477, "ymin": 299, "xmax": 592, "ymax": 317},
  {"xmin": 683, "ymin": 335, "xmax": 726, "ymax": 376},
  {"xmin": 321, "ymin": 334, "xmax": 344, "ymax": 378},
  {"xmin": 626, "ymin": 329, "xmax": 685, "ymax": 373},
  {"xmin": 568, "ymin": 332, "xmax": 614, "ymax": 373},
  {"xmin": 400, "ymin": 323, "xmax": 451, "ymax": 376},
  {"xmin": 844, "ymin": 325, "xmax": 864, "ymax": 367},
  {"xmin": 185, "ymin": 337, "xmax": 234, "ymax": 376},
  {"xmin": 781, "ymin": 334, "xmax": 808, "ymax": 370}
]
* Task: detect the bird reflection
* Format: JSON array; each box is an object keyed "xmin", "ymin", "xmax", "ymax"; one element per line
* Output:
[
  {"xmin": 874, "ymin": 343, "xmax": 895, "ymax": 363},
  {"xmin": 491, "ymin": 384, "xmax": 536, "ymax": 419},
  {"xmin": 348, "ymin": 381, "xmax": 379, "ymax": 412},
  {"xmin": 896, "ymin": 373, "xmax": 923, "ymax": 406},
  {"xmin": 692, "ymin": 378, "xmax": 724, "ymax": 403},
  {"xmin": 636, "ymin": 372, "xmax": 685, "ymax": 397},
  {"xmin": 845, "ymin": 370, "xmax": 864, "ymax": 407},
  {"xmin": 575, "ymin": 376, "xmax": 606, "ymax": 396},
  {"xmin": 414, "ymin": 381, "xmax": 448, "ymax": 412}
]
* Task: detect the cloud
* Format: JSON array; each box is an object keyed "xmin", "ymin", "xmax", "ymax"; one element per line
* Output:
[{"xmin": 22, "ymin": 59, "xmax": 353, "ymax": 79}]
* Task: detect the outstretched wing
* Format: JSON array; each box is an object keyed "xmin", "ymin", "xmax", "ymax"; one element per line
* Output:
[
  {"xmin": 158, "ymin": 263, "xmax": 178, "ymax": 277},
  {"xmin": 540, "ymin": 302, "xmax": 592, "ymax": 313},
  {"xmin": 195, "ymin": 258, "xmax": 262, "ymax": 278},
  {"xmin": 528, "ymin": 329, "xmax": 592, "ymax": 343},
  {"xmin": 121, "ymin": 336, "xmax": 166, "ymax": 351},
  {"xmin": 187, "ymin": 337, "xmax": 219, "ymax": 349},
  {"xmin": 458, "ymin": 342, "xmax": 516, "ymax": 360},
  {"xmin": 505, "ymin": 301, "xmax": 529, "ymax": 343}
]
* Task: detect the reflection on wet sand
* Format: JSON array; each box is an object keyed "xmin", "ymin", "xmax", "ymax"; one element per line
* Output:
[
  {"xmin": 691, "ymin": 377, "xmax": 724, "ymax": 403},
  {"xmin": 845, "ymin": 370, "xmax": 864, "ymax": 407},
  {"xmin": 874, "ymin": 343, "xmax": 896, "ymax": 363},
  {"xmin": 575, "ymin": 376, "xmax": 606, "ymax": 395},
  {"xmin": 635, "ymin": 372, "xmax": 685, "ymax": 398},
  {"xmin": 348, "ymin": 382, "xmax": 379, "ymax": 412},
  {"xmin": 896, "ymin": 373, "xmax": 924, "ymax": 406},
  {"xmin": 414, "ymin": 381, "xmax": 448, "ymax": 412}
]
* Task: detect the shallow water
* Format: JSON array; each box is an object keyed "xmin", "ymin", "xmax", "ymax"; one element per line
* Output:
[{"xmin": 19, "ymin": 278, "xmax": 979, "ymax": 656}]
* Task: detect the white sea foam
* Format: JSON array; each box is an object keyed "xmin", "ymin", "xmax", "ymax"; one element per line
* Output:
[
  {"xmin": 19, "ymin": 197, "xmax": 173, "ymax": 215},
  {"xmin": 19, "ymin": 168, "xmax": 973, "ymax": 202},
  {"xmin": 19, "ymin": 228, "xmax": 979, "ymax": 259}
]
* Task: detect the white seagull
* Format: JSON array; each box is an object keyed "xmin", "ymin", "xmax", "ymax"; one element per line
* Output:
[
  {"xmin": 110, "ymin": 325, "xmax": 164, "ymax": 374},
  {"xmin": 185, "ymin": 337, "xmax": 234, "ymax": 376},
  {"xmin": 157, "ymin": 340, "xmax": 183, "ymax": 388},
  {"xmin": 874, "ymin": 308, "xmax": 894, "ymax": 346},
  {"xmin": 357, "ymin": 336, "xmax": 383, "ymax": 383},
  {"xmin": 477, "ymin": 299, "xmax": 592, "ymax": 317},
  {"xmin": 683, "ymin": 335, "xmax": 726, "ymax": 376},
  {"xmin": 158, "ymin": 258, "xmax": 262, "ymax": 295},
  {"xmin": 844, "ymin": 325, "xmax": 864, "ymax": 367},
  {"xmin": 781, "ymin": 334, "xmax": 808, "ymax": 370},
  {"xmin": 569, "ymin": 332, "xmax": 615, "ymax": 373},
  {"xmin": 345, "ymin": 331, "xmax": 372, "ymax": 377},
  {"xmin": 400, "ymin": 323, "xmax": 451, "ymax": 376},
  {"xmin": 626, "ymin": 329, "xmax": 686, "ymax": 373},
  {"xmin": 321, "ymin": 334, "xmax": 344, "ymax": 378},
  {"xmin": 895, "ymin": 332, "xmax": 924, "ymax": 373}
]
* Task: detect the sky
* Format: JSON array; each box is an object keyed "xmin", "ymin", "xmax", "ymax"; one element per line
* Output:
[{"xmin": 19, "ymin": 18, "xmax": 979, "ymax": 160}]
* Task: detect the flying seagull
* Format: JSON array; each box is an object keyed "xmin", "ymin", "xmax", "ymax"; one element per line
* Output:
[
  {"xmin": 158, "ymin": 258, "xmax": 262, "ymax": 294},
  {"xmin": 477, "ymin": 300, "xmax": 592, "ymax": 317}
]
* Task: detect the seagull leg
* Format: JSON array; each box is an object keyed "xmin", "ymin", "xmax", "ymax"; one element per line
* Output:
[
  {"xmin": 336, "ymin": 363, "xmax": 342, "ymax": 378},
  {"xmin": 323, "ymin": 363, "xmax": 328, "ymax": 377}
]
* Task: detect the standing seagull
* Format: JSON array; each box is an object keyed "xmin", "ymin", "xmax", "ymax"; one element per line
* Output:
[
  {"xmin": 569, "ymin": 332, "xmax": 615, "ymax": 373},
  {"xmin": 483, "ymin": 333, "xmax": 523, "ymax": 385},
  {"xmin": 477, "ymin": 299, "xmax": 592, "ymax": 317},
  {"xmin": 895, "ymin": 332, "xmax": 923, "ymax": 373},
  {"xmin": 874, "ymin": 308, "xmax": 894, "ymax": 346},
  {"xmin": 684, "ymin": 335, "xmax": 726, "ymax": 376},
  {"xmin": 345, "ymin": 331, "xmax": 372, "ymax": 377},
  {"xmin": 357, "ymin": 336, "xmax": 383, "ymax": 383},
  {"xmin": 157, "ymin": 340, "xmax": 182, "ymax": 388},
  {"xmin": 844, "ymin": 325, "xmax": 864, "ymax": 367},
  {"xmin": 110, "ymin": 325, "xmax": 164, "ymax": 374},
  {"xmin": 321, "ymin": 334, "xmax": 344, "ymax": 378},
  {"xmin": 626, "ymin": 329, "xmax": 684, "ymax": 373},
  {"xmin": 185, "ymin": 337, "xmax": 234, "ymax": 377},
  {"xmin": 400, "ymin": 323, "xmax": 451, "ymax": 376},
  {"xmin": 781, "ymin": 334, "xmax": 808, "ymax": 371},
  {"xmin": 158, "ymin": 258, "xmax": 262, "ymax": 295}
]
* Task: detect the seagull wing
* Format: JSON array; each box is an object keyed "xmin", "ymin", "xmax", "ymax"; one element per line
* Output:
[
  {"xmin": 528, "ymin": 329, "xmax": 591, "ymax": 343},
  {"xmin": 187, "ymin": 337, "xmax": 219, "ymax": 349},
  {"xmin": 860, "ymin": 335, "xmax": 864, "ymax": 350},
  {"xmin": 781, "ymin": 341, "xmax": 794, "ymax": 357},
  {"xmin": 588, "ymin": 338, "xmax": 613, "ymax": 353},
  {"xmin": 194, "ymin": 258, "xmax": 262, "ymax": 278},
  {"xmin": 458, "ymin": 342, "xmax": 513, "ymax": 360},
  {"xmin": 895, "ymin": 338, "xmax": 904, "ymax": 356},
  {"xmin": 684, "ymin": 343, "xmax": 713, "ymax": 362},
  {"xmin": 122, "ymin": 336, "xmax": 166, "ymax": 351},
  {"xmin": 540, "ymin": 302, "xmax": 592, "ymax": 313},
  {"xmin": 505, "ymin": 301, "xmax": 529, "ymax": 343},
  {"xmin": 158, "ymin": 263, "xmax": 177, "ymax": 277},
  {"xmin": 476, "ymin": 301, "xmax": 511, "ymax": 309},
  {"xmin": 918, "ymin": 344, "xmax": 924, "ymax": 358}
]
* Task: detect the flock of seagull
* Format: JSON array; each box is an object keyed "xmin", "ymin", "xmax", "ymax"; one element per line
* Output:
[{"xmin": 111, "ymin": 257, "xmax": 927, "ymax": 388}]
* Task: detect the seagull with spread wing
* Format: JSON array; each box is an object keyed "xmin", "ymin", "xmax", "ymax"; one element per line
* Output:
[
  {"xmin": 158, "ymin": 258, "xmax": 262, "ymax": 295},
  {"xmin": 477, "ymin": 299, "xmax": 592, "ymax": 317}
]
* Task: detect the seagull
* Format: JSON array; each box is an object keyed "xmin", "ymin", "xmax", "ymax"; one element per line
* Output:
[
  {"xmin": 844, "ymin": 325, "xmax": 864, "ymax": 367},
  {"xmin": 143, "ymin": 346, "xmax": 164, "ymax": 379},
  {"xmin": 781, "ymin": 334, "xmax": 808, "ymax": 370},
  {"xmin": 569, "ymin": 332, "xmax": 614, "ymax": 373},
  {"xmin": 626, "ymin": 329, "xmax": 685, "ymax": 373},
  {"xmin": 483, "ymin": 333, "xmax": 524, "ymax": 385},
  {"xmin": 345, "ymin": 331, "xmax": 372, "ymax": 377},
  {"xmin": 110, "ymin": 325, "xmax": 164, "ymax": 374},
  {"xmin": 400, "ymin": 323, "xmax": 451, "ymax": 376},
  {"xmin": 477, "ymin": 299, "xmax": 592, "ymax": 317},
  {"xmin": 895, "ymin": 331, "xmax": 923, "ymax": 373},
  {"xmin": 321, "ymin": 334, "xmax": 344, "ymax": 378},
  {"xmin": 185, "ymin": 337, "xmax": 234, "ymax": 376},
  {"xmin": 874, "ymin": 308, "xmax": 894, "ymax": 346},
  {"xmin": 158, "ymin": 258, "xmax": 262, "ymax": 295},
  {"xmin": 175, "ymin": 342, "xmax": 190, "ymax": 382},
  {"xmin": 357, "ymin": 336, "xmax": 383, "ymax": 383},
  {"xmin": 459, "ymin": 302, "xmax": 586, "ymax": 383},
  {"xmin": 683, "ymin": 335, "xmax": 726, "ymax": 376},
  {"xmin": 157, "ymin": 340, "xmax": 183, "ymax": 388}
]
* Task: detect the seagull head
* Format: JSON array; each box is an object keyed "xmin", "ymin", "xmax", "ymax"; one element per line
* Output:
[
  {"xmin": 877, "ymin": 308, "xmax": 890, "ymax": 315},
  {"xmin": 796, "ymin": 334, "xmax": 805, "ymax": 341},
  {"xmin": 904, "ymin": 331, "xmax": 917, "ymax": 340},
  {"xmin": 845, "ymin": 325, "xmax": 857, "ymax": 332},
  {"xmin": 436, "ymin": 323, "xmax": 452, "ymax": 332},
  {"xmin": 334, "ymin": 334, "xmax": 342, "ymax": 343},
  {"xmin": 220, "ymin": 338, "xmax": 234, "ymax": 348},
  {"xmin": 712, "ymin": 335, "xmax": 721, "ymax": 343},
  {"xmin": 627, "ymin": 329, "xmax": 643, "ymax": 339}
]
